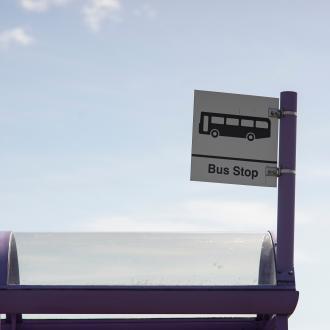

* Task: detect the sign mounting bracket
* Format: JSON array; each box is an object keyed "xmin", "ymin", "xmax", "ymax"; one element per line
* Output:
[
  {"xmin": 266, "ymin": 166, "xmax": 296, "ymax": 177},
  {"xmin": 268, "ymin": 108, "xmax": 297, "ymax": 119}
]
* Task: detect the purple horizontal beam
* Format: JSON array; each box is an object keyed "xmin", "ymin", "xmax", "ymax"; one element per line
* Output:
[
  {"xmin": 0, "ymin": 318, "xmax": 265, "ymax": 330},
  {"xmin": 0, "ymin": 286, "xmax": 298, "ymax": 315}
]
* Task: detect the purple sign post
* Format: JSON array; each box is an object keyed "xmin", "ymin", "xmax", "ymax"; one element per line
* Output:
[
  {"xmin": 276, "ymin": 91, "xmax": 298, "ymax": 329},
  {"xmin": 277, "ymin": 91, "xmax": 297, "ymax": 283}
]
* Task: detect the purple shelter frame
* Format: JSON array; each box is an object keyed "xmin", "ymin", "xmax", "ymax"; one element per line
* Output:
[{"xmin": 0, "ymin": 92, "xmax": 298, "ymax": 330}]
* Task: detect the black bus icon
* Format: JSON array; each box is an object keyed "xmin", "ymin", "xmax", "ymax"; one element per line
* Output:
[{"xmin": 199, "ymin": 111, "xmax": 271, "ymax": 141}]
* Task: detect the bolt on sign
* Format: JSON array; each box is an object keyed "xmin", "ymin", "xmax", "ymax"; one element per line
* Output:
[{"xmin": 191, "ymin": 90, "xmax": 279, "ymax": 187}]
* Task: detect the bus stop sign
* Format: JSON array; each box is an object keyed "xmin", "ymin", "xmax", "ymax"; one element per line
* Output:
[{"xmin": 191, "ymin": 90, "xmax": 279, "ymax": 187}]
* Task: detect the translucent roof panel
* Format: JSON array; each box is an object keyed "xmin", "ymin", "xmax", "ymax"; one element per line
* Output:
[{"xmin": 12, "ymin": 232, "xmax": 274, "ymax": 286}]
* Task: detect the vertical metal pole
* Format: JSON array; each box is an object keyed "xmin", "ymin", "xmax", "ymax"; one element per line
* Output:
[
  {"xmin": 10, "ymin": 314, "xmax": 16, "ymax": 330},
  {"xmin": 276, "ymin": 91, "xmax": 297, "ymax": 285},
  {"xmin": 276, "ymin": 315, "xmax": 289, "ymax": 330}
]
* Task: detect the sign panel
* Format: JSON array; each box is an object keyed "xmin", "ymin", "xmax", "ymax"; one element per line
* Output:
[{"xmin": 191, "ymin": 90, "xmax": 279, "ymax": 187}]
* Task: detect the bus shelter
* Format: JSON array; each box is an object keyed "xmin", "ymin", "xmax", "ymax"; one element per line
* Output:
[
  {"xmin": 0, "ymin": 231, "xmax": 298, "ymax": 330},
  {"xmin": 0, "ymin": 91, "xmax": 299, "ymax": 330}
]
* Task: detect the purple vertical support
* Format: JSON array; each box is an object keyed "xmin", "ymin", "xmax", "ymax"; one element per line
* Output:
[
  {"xmin": 0, "ymin": 231, "xmax": 11, "ymax": 285},
  {"xmin": 276, "ymin": 91, "xmax": 297, "ymax": 286},
  {"xmin": 276, "ymin": 315, "xmax": 289, "ymax": 330}
]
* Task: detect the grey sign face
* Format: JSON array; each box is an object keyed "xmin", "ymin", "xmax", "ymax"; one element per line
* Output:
[{"xmin": 191, "ymin": 90, "xmax": 279, "ymax": 187}]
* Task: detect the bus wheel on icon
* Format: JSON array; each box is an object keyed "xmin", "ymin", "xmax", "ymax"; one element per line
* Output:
[
  {"xmin": 210, "ymin": 129, "xmax": 220, "ymax": 138},
  {"xmin": 246, "ymin": 132, "xmax": 255, "ymax": 141}
]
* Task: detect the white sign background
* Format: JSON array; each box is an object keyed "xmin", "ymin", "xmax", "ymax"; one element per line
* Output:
[{"xmin": 191, "ymin": 90, "xmax": 279, "ymax": 187}]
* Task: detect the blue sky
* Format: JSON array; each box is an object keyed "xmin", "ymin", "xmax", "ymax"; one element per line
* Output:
[{"xmin": 1, "ymin": 0, "xmax": 330, "ymax": 328}]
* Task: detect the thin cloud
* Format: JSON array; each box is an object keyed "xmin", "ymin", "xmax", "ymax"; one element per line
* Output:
[
  {"xmin": 0, "ymin": 27, "xmax": 34, "ymax": 49},
  {"xmin": 20, "ymin": 0, "xmax": 72, "ymax": 12},
  {"xmin": 82, "ymin": 199, "xmax": 277, "ymax": 232},
  {"xmin": 19, "ymin": 1, "xmax": 157, "ymax": 32},
  {"xmin": 133, "ymin": 4, "xmax": 157, "ymax": 19},
  {"xmin": 82, "ymin": 0, "xmax": 121, "ymax": 32}
]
